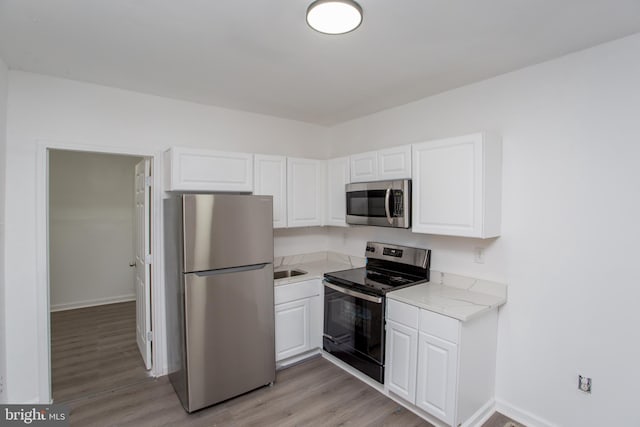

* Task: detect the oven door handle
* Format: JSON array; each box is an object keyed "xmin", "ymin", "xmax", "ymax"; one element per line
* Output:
[
  {"xmin": 384, "ymin": 187, "xmax": 393, "ymax": 225},
  {"xmin": 323, "ymin": 333, "xmax": 351, "ymax": 345},
  {"xmin": 324, "ymin": 281, "xmax": 383, "ymax": 304}
]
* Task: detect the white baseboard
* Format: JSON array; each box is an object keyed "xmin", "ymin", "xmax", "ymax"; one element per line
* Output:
[
  {"xmin": 495, "ymin": 398, "xmax": 556, "ymax": 427},
  {"xmin": 277, "ymin": 349, "xmax": 321, "ymax": 370},
  {"xmin": 462, "ymin": 399, "xmax": 496, "ymax": 427},
  {"xmin": 322, "ymin": 351, "xmax": 505, "ymax": 427},
  {"xmin": 50, "ymin": 294, "xmax": 136, "ymax": 312}
]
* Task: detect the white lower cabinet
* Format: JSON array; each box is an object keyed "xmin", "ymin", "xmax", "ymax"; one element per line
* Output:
[
  {"xmin": 274, "ymin": 279, "xmax": 323, "ymax": 363},
  {"xmin": 385, "ymin": 298, "xmax": 498, "ymax": 427},
  {"xmin": 416, "ymin": 332, "xmax": 458, "ymax": 425},
  {"xmin": 386, "ymin": 320, "xmax": 418, "ymax": 403},
  {"xmin": 275, "ymin": 298, "xmax": 311, "ymax": 360}
]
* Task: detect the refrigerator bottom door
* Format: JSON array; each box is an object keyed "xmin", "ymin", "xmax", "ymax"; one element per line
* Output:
[{"xmin": 183, "ymin": 263, "xmax": 275, "ymax": 412}]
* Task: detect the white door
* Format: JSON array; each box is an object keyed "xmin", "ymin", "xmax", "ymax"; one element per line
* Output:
[
  {"xmin": 326, "ymin": 157, "xmax": 350, "ymax": 227},
  {"xmin": 416, "ymin": 332, "xmax": 458, "ymax": 425},
  {"xmin": 287, "ymin": 157, "xmax": 325, "ymax": 227},
  {"xmin": 274, "ymin": 298, "xmax": 311, "ymax": 361},
  {"xmin": 134, "ymin": 159, "xmax": 152, "ymax": 370},
  {"xmin": 385, "ymin": 319, "xmax": 418, "ymax": 403},
  {"xmin": 254, "ymin": 154, "xmax": 287, "ymax": 228},
  {"xmin": 350, "ymin": 151, "xmax": 378, "ymax": 182},
  {"xmin": 412, "ymin": 135, "xmax": 482, "ymax": 237},
  {"xmin": 378, "ymin": 144, "xmax": 412, "ymax": 180}
]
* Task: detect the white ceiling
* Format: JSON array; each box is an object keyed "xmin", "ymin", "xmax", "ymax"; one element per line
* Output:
[{"xmin": 1, "ymin": 0, "xmax": 640, "ymax": 126}]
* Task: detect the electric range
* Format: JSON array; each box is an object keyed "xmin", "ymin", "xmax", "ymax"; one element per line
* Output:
[{"xmin": 323, "ymin": 241, "xmax": 431, "ymax": 383}]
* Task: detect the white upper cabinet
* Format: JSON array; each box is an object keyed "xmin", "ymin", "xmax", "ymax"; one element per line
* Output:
[
  {"xmin": 326, "ymin": 157, "xmax": 350, "ymax": 227},
  {"xmin": 350, "ymin": 145, "xmax": 412, "ymax": 183},
  {"xmin": 350, "ymin": 151, "xmax": 378, "ymax": 182},
  {"xmin": 378, "ymin": 145, "xmax": 412, "ymax": 180},
  {"xmin": 287, "ymin": 157, "xmax": 325, "ymax": 227},
  {"xmin": 412, "ymin": 133, "xmax": 502, "ymax": 238},
  {"xmin": 164, "ymin": 147, "xmax": 253, "ymax": 192},
  {"xmin": 254, "ymin": 155, "xmax": 287, "ymax": 228}
]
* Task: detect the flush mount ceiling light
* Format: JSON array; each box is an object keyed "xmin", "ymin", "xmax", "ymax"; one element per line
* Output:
[{"xmin": 306, "ymin": 0, "xmax": 363, "ymax": 35}]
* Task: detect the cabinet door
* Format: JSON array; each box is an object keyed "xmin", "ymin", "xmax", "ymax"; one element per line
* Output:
[
  {"xmin": 164, "ymin": 147, "xmax": 253, "ymax": 192},
  {"xmin": 378, "ymin": 145, "xmax": 411, "ymax": 180},
  {"xmin": 254, "ymin": 155, "xmax": 287, "ymax": 228},
  {"xmin": 385, "ymin": 320, "xmax": 418, "ymax": 403},
  {"xmin": 326, "ymin": 157, "xmax": 350, "ymax": 227},
  {"xmin": 275, "ymin": 298, "xmax": 311, "ymax": 361},
  {"xmin": 350, "ymin": 151, "xmax": 378, "ymax": 183},
  {"xmin": 412, "ymin": 133, "xmax": 501, "ymax": 238},
  {"xmin": 416, "ymin": 332, "xmax": 458, "ymax": 425},
  {"xmin": 287, "ymin": 158, "xmax": 325, "ymax": 227}
]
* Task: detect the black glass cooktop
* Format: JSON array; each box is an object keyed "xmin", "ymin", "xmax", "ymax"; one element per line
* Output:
[{"xmin": 324, "ymin": 266, "xmax": 428, "ymax": 295}]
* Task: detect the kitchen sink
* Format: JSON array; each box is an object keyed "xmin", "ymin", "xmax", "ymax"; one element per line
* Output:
[{"xmin": 273, "ymin": 269, "xmax": 307, "ymax": 280}]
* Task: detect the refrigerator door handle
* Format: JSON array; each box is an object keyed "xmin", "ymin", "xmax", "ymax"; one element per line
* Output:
[{"xmin": 193, "ymin": 263, "xmax": 270, "ymax": 277}]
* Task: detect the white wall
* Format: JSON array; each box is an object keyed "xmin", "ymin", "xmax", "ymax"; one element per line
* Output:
[
  {"xmin": 328, "ymin": 34, "xmax": 640, "ymax": 427},
  {"xmin": 0, "ymin": 55, "xmax": 8, "ymax": 402},
  {"xmin": 4, "ymin": 72, "xmax": 330, "ymax": 403},
  {"xmin": 6, "ymin": 33, "xmax": 640, "ymax": 425},
  {"xmin": 49, "ymin": 150, "xmax": 142, "ymax": 311},
  {"xmin": 273, "ymin": 227, "xmax": 330, "ymax": 258}
]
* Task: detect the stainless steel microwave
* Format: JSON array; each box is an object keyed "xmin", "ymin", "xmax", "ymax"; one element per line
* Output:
[{"xmin": 345, "ymin": 179, "xmax": 411, "ymax": 228}]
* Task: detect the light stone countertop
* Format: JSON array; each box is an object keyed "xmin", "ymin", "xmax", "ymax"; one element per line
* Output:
[
  {"xmin": 387, "ymin": 270, "xmax": 507, "ymax": 322},
  {"xmin": 273, "ymin": 251, "xmax": 365, "ymax": 286}
]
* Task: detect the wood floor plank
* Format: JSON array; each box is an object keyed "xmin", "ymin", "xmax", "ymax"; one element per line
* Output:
[
  {"xmin": 50, "ymin": 301, "xmax": 152, "ymax": 403},
  {"xmin": 68, "ymin": 359, "xmax": 432, "ymax": 427},
  {"xmin": 55, "ymin": 301, "xmax": 522, "ymax": 427}
]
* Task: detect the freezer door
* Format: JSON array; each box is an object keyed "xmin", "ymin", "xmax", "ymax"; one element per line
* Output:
[
  {"xmin": 184, "ymin": 263, "xmax": 275, "ymax": 412},
  {"xmin": 183, "ymin": 194, "xmax": 274, "ymax": 272}
]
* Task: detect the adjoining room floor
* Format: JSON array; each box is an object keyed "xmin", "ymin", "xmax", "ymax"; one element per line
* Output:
[{"xmin": 50, "ymin": 301, "xmax": 152, "ymax": 403}]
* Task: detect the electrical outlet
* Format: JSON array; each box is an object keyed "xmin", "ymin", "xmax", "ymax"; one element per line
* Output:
[
  {"xmin": 578, "ymin": 375, "xmax": 592, "ymax": 393},
  {"xmin": 474, "ymin": 247, "xmax": 485, "ymax": 264}
]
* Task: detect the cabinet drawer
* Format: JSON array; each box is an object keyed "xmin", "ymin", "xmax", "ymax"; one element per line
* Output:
[
  {"xmin": 387, "ymin": 299, "xmax": 419, "ymax": 329},
  {"xmin": 419, "ymin": 309, "xmax": 459, "ymax": 344},
  {"xmin": 275, "ymin": 280, "xmax": 320, "ymax": 305}
]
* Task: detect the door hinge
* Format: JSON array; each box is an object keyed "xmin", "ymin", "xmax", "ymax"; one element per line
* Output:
[
  {"xmin": 145, "ymin": 176, "xmax": 152, "ymax": 187},
  {"xmin": 146, "ymin": 331, "xmax": 153, "ymax": 342},
  {"xmin": 145, "ymin": 254, "xmax": 152, "ymax": 264}
]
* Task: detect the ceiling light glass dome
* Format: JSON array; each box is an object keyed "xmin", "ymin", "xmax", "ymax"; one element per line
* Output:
[{"xmin": 306, "ymin": 0, "xmax": 363, "ymax": 35}]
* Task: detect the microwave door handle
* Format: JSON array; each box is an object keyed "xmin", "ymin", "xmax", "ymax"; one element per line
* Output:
[{"xmin": 384, "ymin": 187, "xmax": 393, "ymax": 225}]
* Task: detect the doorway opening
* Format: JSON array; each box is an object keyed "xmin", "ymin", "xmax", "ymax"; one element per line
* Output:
[{"xmin": 48, "ymin": 149, "xmax": 154, "ymax": 403}]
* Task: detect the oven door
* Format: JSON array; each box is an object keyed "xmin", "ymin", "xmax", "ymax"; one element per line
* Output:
[{"xmin": 323, "ymin": 281, "xmax": 385, "ymax": 383}]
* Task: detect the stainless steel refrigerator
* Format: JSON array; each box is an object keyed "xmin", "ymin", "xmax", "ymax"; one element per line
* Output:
[{"xmin": 164, "ymin": 193, "xmax": 275, "ymax": 413}]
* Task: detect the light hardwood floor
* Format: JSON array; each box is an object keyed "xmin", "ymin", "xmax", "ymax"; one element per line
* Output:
[
  {"xmin": 51, "ymin": 301, "xmax": 152, "ymax": 403},
  {"xmin": 68, "ymin": 356, "xmax": 431, "ymax": 426},
  {"xmin": 53, "ymin": 302, "xmax": 524, "ymax": 426}
]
